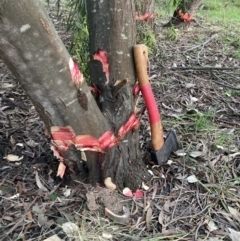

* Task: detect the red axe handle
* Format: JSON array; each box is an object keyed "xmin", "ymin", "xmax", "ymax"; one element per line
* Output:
[{"xmin": 133, "ymin": 44, "xmax": 164, "ymax": 151}]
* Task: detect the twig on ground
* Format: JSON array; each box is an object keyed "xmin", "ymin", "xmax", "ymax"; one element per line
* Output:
[
  {"xmin": 2, "ymin": 196, "xmax": 38, "ymax": 239},
  {"xmin": 171, "ymin": 66, "xmax": 239, "ymax": 71},
  {"xmin": 211, "ymin": 72, "xmax": 240, "ymax": 90},
  {"xmin": 164, "ymin": 204, "xmax": 213, "ymax": 228},
  {"xmin": 183, "ymin": 34, "xmax": 217, "ymax": 54}
]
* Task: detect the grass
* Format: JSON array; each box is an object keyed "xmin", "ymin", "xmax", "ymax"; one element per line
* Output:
[
  {"xmin": 224, "ymin": 89, "xmax": 240, "ymax": 97},
  {"xmin": 158, "ymin": 0, "xmax": 240, "ymax": 22},
  {"xmin": 162, "ymin": 110, "xmax": 216, "ymax": 135},
  {"xmin": 189, "ymin": 110, "xmax": 215, "ymax": 134},
  {"xmin": 214, "ymin": 131, "xmax": 235, "ymax": 148},
  {"xmin": 156, "ymin": 0, "xmax": 240, "ymax": 25},
  {"xmin": 198, "ymin": 0, "xmax": 240, "ymax": 23}
]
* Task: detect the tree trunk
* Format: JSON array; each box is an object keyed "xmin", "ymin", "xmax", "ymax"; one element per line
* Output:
[
  {"xmin": 0, "ymin": 0, "xmax": 111, "ymax": 183},
  {"xmin": 165, "ymin": 0, "xmax": 204, "ymax": 26},
  {"xmin": 178, "ymin": 0, "xmax": 203, "ymax": 14},
  {"xmin": 0, "ymin": 0, "xmax": 151, "ymax": 190},
  {"xmin": 135, "ymin": 0, "xmax": 156, "ymax": 24},
  {"xmin": 87, "ymin": 0, "xmax": 151, "ymax": 190},
  {"xmin": 136, "ymin": 0, "xmax": 155, "ymax": 15}
]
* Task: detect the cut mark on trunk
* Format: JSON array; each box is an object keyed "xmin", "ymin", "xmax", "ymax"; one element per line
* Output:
[
  {"xmin": 65, "ymin": 99, "xmax": 78, "ymax": 107},
  {"xmin": 77, "ymin": 89, "xmax": 88, "ymax": 111},
  {"xmin": 40, "ymin": 18, "xmax": 50, "ymax": 34},
  {"xmin": 93, "ymin": 50, "xmax": 110, "ymax": 85},
  {"xmin": 69, "ymin": 57, "xmax": 84, "ymax": 88}
]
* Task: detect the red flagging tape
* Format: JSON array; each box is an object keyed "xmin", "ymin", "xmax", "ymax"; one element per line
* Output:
[{"xmin": 140, "ymin": 83, "xmax": 160, "ymax": 124}]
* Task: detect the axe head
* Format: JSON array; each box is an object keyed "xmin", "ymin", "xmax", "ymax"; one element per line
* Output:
[{"xmin": 151, "ymin": 130, "xmax": 179, "ymax": 165}]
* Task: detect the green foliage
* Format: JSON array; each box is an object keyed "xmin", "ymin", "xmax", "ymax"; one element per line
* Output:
[
  {"xmin": 198, "ymin": 0, "xmax": 240, "ymax": 23},
  {"xmin": 50, "ymin": 192, "xmax": 57, "ymax": 201},
  {"xmin": 155, "ymin": 0, "xmax": 184, "ymax": 12},
  {"xmin": 194, "ymin": 112, "xmax": 214, "ymax": 133},
  {"xmin": 66, "ymin": 0, "xmax": 89, "ymax": 78},
  {"xmin": 166, "ymin": 26, "xmax": 178, "ymax": 41},
  {"xmin": 225, "ymin": 89, "xmax": 240, "ymax": 97},
  {"xmin": 214, "ymin": 132, "xmax": 232, "ymax": 147},
  {"xmin": 172, "ymin": 0, "xmax": 183, "ymax": 8},
  {"xmin": 135, "ymin": 0, "xmax": 142, "ymax": 11},
  {"xmin": 136, "ymin": 22, "xmax": 156, "ymax": 52},
  {"xmin": 186, "ymin": 110, "xmax": 215, "ymax": 134}
]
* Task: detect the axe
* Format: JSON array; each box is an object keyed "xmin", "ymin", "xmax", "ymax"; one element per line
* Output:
[{"xmin": 133, "ymin": 44, "xmax": 179, "ymax": 165}]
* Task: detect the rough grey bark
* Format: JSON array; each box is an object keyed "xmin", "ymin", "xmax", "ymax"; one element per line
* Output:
[
  {"xmin": 164, "ymin": 0, "xmax": 204, "ymax": 27},
  {"xmin": 87, "ymin": 0, "xmax": 151, "ymax": 189},
  {"xmin": 0, "ymin": 0, "xmax": 110, "ymax": 183},
  {"xmin": 179, "ymin": 0, "xmax": 203, "ymax": 14},
  {"xmin": 136, "ymin": 0, "xmax": 155, "ymax": 15}
]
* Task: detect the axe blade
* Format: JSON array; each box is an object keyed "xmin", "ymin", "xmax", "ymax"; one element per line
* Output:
[{"xmin": 151, "ymin": 130, "xmax": 179, "ymax": 165}]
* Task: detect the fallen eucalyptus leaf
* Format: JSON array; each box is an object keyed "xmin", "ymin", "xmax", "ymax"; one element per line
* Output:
[
  {"xmin": 105, "ymin": 207, "xmax": 130, "ymax": 225},
  {"xmin": 175, "ymin": 150, "xmax": 187, "ymax": 156},
  {"xmin": 206, "ymin": 219, "xmax": 218, "ymax": 232},
  {"xmin": 102, "ymin": 232, "xmax": 113, "ymax": 239},
  {"xmin": 187, "ymin": 175, "xmax": 198, "ymax": 183},
  {"xmin": 62, "ymin": 222, "xmax": 79, "ymax": 238},
  {"xmin": 198, "ymin": 238, "xmax": 222, "ymax": 241},
  {"xmin": 16, "ymin": 143, "xmax": 24, "ymax": 147},
  {"xmin": 228, "ymin": 206, "xmax": 240, "ymax": 221},
  {"xmin": 4, "ymin": 154, "xmax": 23, "ymax": 162},
  {"xmin": 43, "ymin": 235, "xmax": 63, "ymax": 241},
  {"xmin": 146, "ymin": 207, "xmax": 152, "ymax": 231},
  {"xmin": 148, "ymin": 170, "xmax": 154, "ymax": 175},
  {"xmin": 228, "ymin": 228, "xmax": 240, "ymax": 241},
  {"xmin": 35, "ymin": 171, "xmax": 48, "ymax": 192},
  {"xmin": 158, "ymin": 210, "xmax": 164, "ymax": 226},
  {"xmin": 185, "ymin": 83, "xmax": 196, "ymax": 88},
  {"xmin": 190, "ymin": 95, "xmax": 198, "ymax": 102},
  {"xmin": 26, "ymin": 139, "xmax": 38, "ymax": 147},
  {"xmin": 229, "ymin": 152, "xmax": 240, "ymax": 158},
  {"xmin": 8, "ymin": 193, "xmax": 20, "ymax": 199},
  {"xmin": 189, "ymin": 151, "xmax": 204, "ymax": 158},
  {"xmin": 142, "ymin": 182, "xmax": 149, "ymax": 191}
]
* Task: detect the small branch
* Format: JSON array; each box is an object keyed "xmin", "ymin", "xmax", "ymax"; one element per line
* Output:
[
  {"xmin": 165, "ymin": 204, "xmax": 212, "ymax": 227},
  {"xmin": 184, "ymin": 34, "xmax": 217, "ymax": 53},
  {"xmin": 171, "ymin": 67, "xmax": 239, "ymax": 71},
  {"xmin": 2, "ymin": 97, "xmax": 29, "ymax": 111},
  {"xmin": 211, "ymin": 72, "xmax": 240, "ymax": 90}
]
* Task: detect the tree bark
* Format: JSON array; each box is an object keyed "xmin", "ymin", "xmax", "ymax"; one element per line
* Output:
[
  {"xmin": 0, "ymin": 0, "xmax": 151, "ymax": 190},
  {"xmin": 0, "ymin": 0, "xmax": 110, "ymax": 183},
  {"xmin": 87, "ymin": 0, "xmax": 151, "ymax": 190},
  {"xmin": 165, "ymin": 0, "xmax": 204, "ymax": 26},
  {"xmin": 178, "ymin": 0, "xmax": 203, "ymax": 14},
  {"xmin": 136, "ymin": 0, "xmax": 155, "ymax": 15}
]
